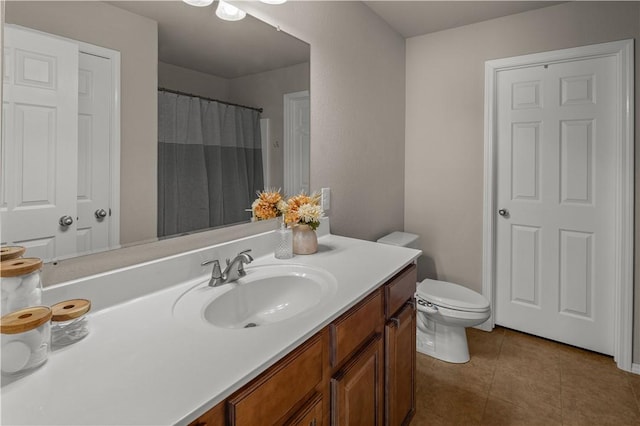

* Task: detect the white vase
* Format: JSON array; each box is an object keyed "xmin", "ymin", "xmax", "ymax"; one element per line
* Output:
[{"xmin": 292, "ymin": 224, "xmax": 318, "ymax": 255}]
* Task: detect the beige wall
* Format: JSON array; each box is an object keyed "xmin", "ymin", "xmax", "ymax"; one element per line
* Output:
[
  {"xmin": 158, "ymin": 61, "xmax": 230, "ymax": 100},
  {"xmin": 5, "ymin": 1, "xmax": 158, "ymax": 245},
  {"xmin": 241, "ymin": 1, "xmax": 406, "ymax": 240},
  {"xmin": 405, "ymin": 1, "xmax": 640, "ymax": 358},
  {"xmin": 230, "ymin": 61, "xmax": 310, "ymax": 189}
]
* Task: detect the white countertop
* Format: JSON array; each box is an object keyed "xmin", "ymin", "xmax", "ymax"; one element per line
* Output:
[{"xmin": 1, "ymin": 231, "xmax": 420, "ymax": 425}]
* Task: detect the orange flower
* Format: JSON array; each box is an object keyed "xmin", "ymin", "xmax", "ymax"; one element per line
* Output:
[
  {"xmin": 258, "ymin": 191, "xmax": 282, "ymax": 205},
  {"xmin": 284, "ymin": 192, "xmax": 321, "ymax": 226},
  {"xmin": 251, "ymin": 189, "xmax": 284, "ymax": 221}
]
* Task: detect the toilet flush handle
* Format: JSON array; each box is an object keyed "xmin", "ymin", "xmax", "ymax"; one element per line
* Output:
[{"xmin": 416, "ymin": 298, "xmax": 439, "ymax": 314}]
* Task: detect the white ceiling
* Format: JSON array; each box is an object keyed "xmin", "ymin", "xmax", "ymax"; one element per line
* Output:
[
  {"xmin": 364, "ymin": 1, "xmax": 563, "ymax": 38},
  {"xmin": 108, "ymin": 1, "xmax": 309, "ymax": 79}
]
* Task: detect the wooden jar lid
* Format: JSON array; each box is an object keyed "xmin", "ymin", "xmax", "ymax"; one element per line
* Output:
[
  {"xmin": 1, "ymin": 306, "xmax": 52, "ymax": 334},
  {"xmin": 51, "ymin": 299, "xmax": 91, "ymax": 322},
  {"xmin": 0, "ymin": 258, "xmax": 43, "ymax": 277},
  {"xmin": 0, "ymin": 246, "xmax": 26, "ymax": 261}
]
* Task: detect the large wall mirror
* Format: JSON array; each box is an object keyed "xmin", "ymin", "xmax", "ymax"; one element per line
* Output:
[{"xmin": 1, "ymin": 1, "xmax": 310, "ymax": 263}]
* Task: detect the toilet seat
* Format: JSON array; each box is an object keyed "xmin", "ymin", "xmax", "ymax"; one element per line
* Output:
[{"xmin": 416, "ymin": 279, "xmax": 490, "ymax": 313}]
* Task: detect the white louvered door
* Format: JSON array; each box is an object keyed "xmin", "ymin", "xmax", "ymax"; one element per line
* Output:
[{"xmin": 495, "ymin": 55, "xmax": 617, "ymax": 355}]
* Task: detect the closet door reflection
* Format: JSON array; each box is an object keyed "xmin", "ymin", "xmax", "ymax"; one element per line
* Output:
[
  {"xmin": 1, "ymin": 25, "xmax": 118, "ymax": 262},
  {"xmin": 1, "ymin": 26, "xmax": 79, "ymax": 260}
]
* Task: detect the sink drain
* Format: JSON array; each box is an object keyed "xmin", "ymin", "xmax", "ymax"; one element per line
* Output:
[{"xmin": 244, "ymin": 322, "xmax": 258, "ymax": 328}]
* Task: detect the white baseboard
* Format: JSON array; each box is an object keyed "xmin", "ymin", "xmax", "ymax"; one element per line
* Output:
[{"xmin": 631, "ymin": 363, "xmax": 640, "ymax": 375}]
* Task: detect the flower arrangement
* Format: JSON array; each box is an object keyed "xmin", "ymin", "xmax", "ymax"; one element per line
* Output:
[
  {"xmin": 282, "ymin": 192, "xmax": 324, "ymax": 231},
  {"xmin": 251, "ymin": 189, "xmax": 324, "ymax": 230},
  {"xmin": 251, "ymin": 189, "xmax": 286, "ymax": 221}
]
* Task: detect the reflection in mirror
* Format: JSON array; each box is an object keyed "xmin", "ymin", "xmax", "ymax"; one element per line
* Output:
[{"xmin": 1, "ymin": 1, "xmax": 310, "ymax": 263}]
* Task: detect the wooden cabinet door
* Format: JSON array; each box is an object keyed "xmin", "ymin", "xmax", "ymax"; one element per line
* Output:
[
  {"xmin": 331, "ymin": 335, "xmax": 384, "ymax": 426},
  {"xmin": 384, "ymin": 303, "xmax": 416, "ymax": 426},
  {"xmin": 285, "ymin": 393, "xmax": 323, "ymax": 426}
]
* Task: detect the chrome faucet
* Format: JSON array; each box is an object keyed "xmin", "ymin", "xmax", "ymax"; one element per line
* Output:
[{"xmin": 201, "ymin": 249, "xmax": 254, "ymax": 287}]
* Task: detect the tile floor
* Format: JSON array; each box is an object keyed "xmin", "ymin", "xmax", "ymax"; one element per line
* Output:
[{"xmin": 411, "ymin": 326, "xmax": 640, "ymax": 425}]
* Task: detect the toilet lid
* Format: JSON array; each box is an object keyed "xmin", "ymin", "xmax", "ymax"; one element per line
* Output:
[{"xmin": 417, "ymin": 279, "xmax": 490, "ymax": 312}]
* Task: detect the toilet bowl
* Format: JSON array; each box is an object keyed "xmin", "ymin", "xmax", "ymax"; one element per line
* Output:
[
  {"xmin": 376, "ymin": 231, "xmax": 491, "ymax": 364},
  {"xmin": 415, "ymin": 279, "xmax": 490, "ymax": 363}
]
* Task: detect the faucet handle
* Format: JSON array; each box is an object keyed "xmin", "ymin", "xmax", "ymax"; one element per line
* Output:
[
  {"xmin": 202, "ymin": 259, "xmax": 222, "ymax": 275},
  {"xmin": 211, "ymin": 260, "xmax": 223, "ymax": 278},
  {"xmin": 202, "ymin": 259, "xmax": 219, "ymax": 269},
  {"xmin": 239, "ymin": 249, "xmax": 254, "ymax": 261},
  {"xmin": 202, "ymin": 259, "xmax": 223, "ymax": 287}
]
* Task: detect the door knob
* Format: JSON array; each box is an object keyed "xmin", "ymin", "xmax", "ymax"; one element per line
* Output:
[
  {"xmin": 498, "ymin": 208, "xmax": 509, "ymax": 217},
  {"xmin": 59, "ymin": 215, "xmax": 74, "ymax": 227},
  {"xmin": 95, "ymin": 209, "xmax": 107, "ymax": 219}
]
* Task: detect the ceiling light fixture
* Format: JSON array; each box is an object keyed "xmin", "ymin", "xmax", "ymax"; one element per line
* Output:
[
  {"xmin": 216, "ymin": 0, "xmax": 246, "ymax": 21},
  {"xmin": 259, "ymin": 0, "xmax": 287, "ymax": 4},
  {"xmin": 182, "ymin": 0, "xmax": 214, "ymax": 7}
]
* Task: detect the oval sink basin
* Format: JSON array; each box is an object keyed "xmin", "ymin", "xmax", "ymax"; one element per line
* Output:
[{"xmin": 173, "ymin": 264, "xmax": 337, "ymax": 329}]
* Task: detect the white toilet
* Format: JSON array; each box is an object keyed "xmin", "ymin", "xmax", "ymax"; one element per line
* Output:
[{"xmin": 377, "ymin": 232, "xmax": 491, "ymax": 364}]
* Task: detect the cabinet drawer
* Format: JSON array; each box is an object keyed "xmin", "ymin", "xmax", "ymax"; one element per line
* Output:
[
  {"xmin": 228, "ymin": 334, "xmax": 324, "ymax": 426},
  {"xmin": 330, "ymin": 289, "xmax": 383, "ymax": 368},
  {"xmin": 284, "ymin": 393, "xmax": 323, "ymax": 426},
  {"xmin": 189, "ymin": 401, "xmax": 225, "ymax": 426},
  {"xmin": 384, "ymin": 264, "xmax": 417, "ymax": 319}
]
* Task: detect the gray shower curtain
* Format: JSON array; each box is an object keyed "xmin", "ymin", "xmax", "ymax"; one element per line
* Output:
[{"xmin": 157, "ymin": 91, "xmax": 263, "ymax": 237}]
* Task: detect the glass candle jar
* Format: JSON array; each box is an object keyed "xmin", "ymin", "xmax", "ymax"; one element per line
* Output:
[
  {"xmin": 274, "ymin": 222, "xmax": 293, "ymax": 259},
  {"xmin": 51, "ymin": 299, "xmax": 91, "ymax": 347},
  {"xmin": 1, "ymin": 258, "xmax": 43, "ymax": 315},
  {"xmin": 0, "ymin": 306, "xmax": 52, "ymax": 376}
]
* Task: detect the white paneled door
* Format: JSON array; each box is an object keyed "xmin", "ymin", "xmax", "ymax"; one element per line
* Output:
[
  {"xmin": 284, "ymin": 90, "xmax": 310, "ymax": 196},
  {"xmin": 495, "ymin": 56, "xmax": 617, "ymax": 355},
  {"xmin": 76, "ymin": 52, "xmax": 112, "ymax": 254},
  {"xmin": 1, "ymin": 26, "xmax": 79, "ymax": 260}
]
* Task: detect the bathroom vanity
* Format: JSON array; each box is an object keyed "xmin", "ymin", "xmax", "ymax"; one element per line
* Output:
[
  {"xmin": 191, "ymin": 263, "xmax": 417, "ymax": 426},
  {"xmin": 1, "ymin": 223, "xmax": 420, "ymax": 425}
]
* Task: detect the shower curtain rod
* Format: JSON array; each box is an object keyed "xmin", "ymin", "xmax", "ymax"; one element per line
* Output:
[{"xmin": 158, "ymin": 87, "xmax": 263, "ymax": 113}]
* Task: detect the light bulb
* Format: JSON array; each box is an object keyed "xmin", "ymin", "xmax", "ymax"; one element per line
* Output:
[
  {"xmin": 182, "ymin": 0, "xmax": 214, "ymax": 7},
  {"xmin": 216, "ymin": 0, "xmax": 246, "ymax": 21},
  {"xmin": 259, "ymin": 0, "xmax": 287, "ymax": 4}
]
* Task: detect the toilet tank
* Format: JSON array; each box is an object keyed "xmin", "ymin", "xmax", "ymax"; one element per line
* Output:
[{"xmin": 376, "ymin": 232, "xmax": 420, "ymax": 249}]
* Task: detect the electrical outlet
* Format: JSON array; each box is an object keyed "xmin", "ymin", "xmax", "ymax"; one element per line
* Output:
[{"xmin": 321, "ymin": 187, "xmax": 331, "ymax": 211}]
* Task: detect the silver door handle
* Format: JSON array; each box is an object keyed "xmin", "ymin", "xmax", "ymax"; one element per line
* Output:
[
  {"xmin": 498, "ymin": 208, "xmax": 509, "ymax": 217},
  {"xmin": 59, "ymin": 215, "xmax": 74, "ymax": 227},
  {"xmin": 95, "ymin": 209, "xmax": 107, "ymax": 219}
]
